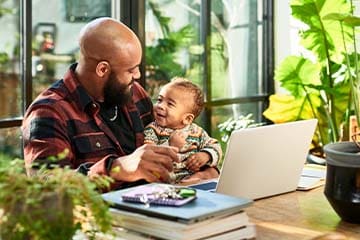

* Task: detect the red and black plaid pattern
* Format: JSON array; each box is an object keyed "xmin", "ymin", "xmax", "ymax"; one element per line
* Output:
[{"xmin": 22, "ymin": 63, "xmax": 153, "ymax": 176}]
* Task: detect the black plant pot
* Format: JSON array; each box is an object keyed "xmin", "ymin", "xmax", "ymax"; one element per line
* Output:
[{"xmin": 323, "ymin": 141, "xmax": 360, "ymax": 223}]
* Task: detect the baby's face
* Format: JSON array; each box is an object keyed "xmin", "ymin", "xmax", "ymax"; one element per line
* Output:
[{"xmin": 154, "ymin": 85, "xmax": 194, "ymax": 129}]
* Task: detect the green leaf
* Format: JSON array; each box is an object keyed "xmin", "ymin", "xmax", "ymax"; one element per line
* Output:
[
  {"xmin": 332, "ymin": 80, "xmax": 351, "ymax": 119},
  {"xmin": 323, "ymin": 13, "xmax": 360, "ymax": 27},
  {"xmin": 343, "ymin": 16, "xmax": 360, "ymax": 26},
  {"xmin": 323, "ymin": 13, "xmax": 350, "ymax": 21},
  {"xmin": 275, "ymin": 56, "xmax": 321, "ymax": 98},
  {"xmin": 291, "ymin": 0, "xmax": 352, "ymax": 62}
]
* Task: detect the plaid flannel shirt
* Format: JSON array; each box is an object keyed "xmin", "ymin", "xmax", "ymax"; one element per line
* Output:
[{"xmin": 22, "ymin": 63, "xmax": 153, "ymax": 182}]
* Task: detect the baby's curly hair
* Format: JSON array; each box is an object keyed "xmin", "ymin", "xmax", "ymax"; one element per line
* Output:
[{"xmin": 169, "ymin": 77, "xmax": 204, "ymax": 118}]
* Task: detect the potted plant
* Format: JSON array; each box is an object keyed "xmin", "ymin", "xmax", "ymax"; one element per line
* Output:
[
  {"xmin": 264, "ymin": 0, "xmax": 360, "ymax": 223},
  {"xmin": 0, "ymin": 153, "xmax": 113, "ymax": 239},
  {"xmin": 263, "ymin": 0, "xmax": 356, "ymax": 156},
  {"xmin": 321, "ymin": 6, "xmax": 360, "ymax": 223}
]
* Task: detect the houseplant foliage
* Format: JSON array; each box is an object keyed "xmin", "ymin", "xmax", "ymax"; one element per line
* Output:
[
  {"xmin": 146, "ymin": 0, "xmax": 194, "ymax": 80},
  {"xmin": 218, "ymin": 114, "xmax": 263, "ymax": 143},
  {"xmin": 263, "ymin": 0, "xmax": 360, "ymax": 153},
  {"xmin": 145, "ymin": 0, "xmax": 194, "ymax": 98},
  {"xmin": 0, "ymin": 155, "xmax": 113, "ymax": 240}
]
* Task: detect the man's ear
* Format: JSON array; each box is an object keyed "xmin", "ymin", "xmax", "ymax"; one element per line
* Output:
[
  {"xmin": 183, "ymin": 113, "xmax": 195, "ymax": 125},
  {"xmin": 96, "ymin": 61, "xmax": 110, "ymax": 77}
]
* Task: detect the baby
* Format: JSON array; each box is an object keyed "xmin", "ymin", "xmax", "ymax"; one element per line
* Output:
[{"xmin": 144, "ymin": 77, "xmax": 222, "ymax": 183}]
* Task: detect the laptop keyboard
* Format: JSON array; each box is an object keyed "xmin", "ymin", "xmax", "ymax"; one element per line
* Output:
[{"xmin": 190, "ymin": 181, "xmax": 217, "ymax": 191}]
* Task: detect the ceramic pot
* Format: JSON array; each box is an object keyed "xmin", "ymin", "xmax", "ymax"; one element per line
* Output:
[{"xmin": 323, "ymin": 141, "xmax": 360, "ymax": 223}]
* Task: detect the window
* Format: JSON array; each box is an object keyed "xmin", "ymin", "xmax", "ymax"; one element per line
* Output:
[
  {"xmin": 141, "ymin": 0, "xmax": 274, "ymax": 142},
  {"xmin": 0, "ymin": 0, "xmax": 112, "ymax": 159},
  {"xmin": 0, "ymin": 0, "xmax": 21, "ymax": 159},
  {"xmin": 0, "ymin": 0, "xmax": 273, "ymax": 160}
]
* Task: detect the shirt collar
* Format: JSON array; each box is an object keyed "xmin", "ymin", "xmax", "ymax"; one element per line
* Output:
[{"xmin": 63, "ymin": 63, "xmax": 97, "ymax": 113}]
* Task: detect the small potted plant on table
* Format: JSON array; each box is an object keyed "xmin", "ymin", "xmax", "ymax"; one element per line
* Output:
[{"xmin": 0, "ymin": 155, "xmax": 113, "ymax": 239}]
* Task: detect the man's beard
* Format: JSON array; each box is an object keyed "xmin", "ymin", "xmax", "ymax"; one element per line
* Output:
[{"xmin": 103, "ymin": 72, "xmax": 133, "ymax": 107}]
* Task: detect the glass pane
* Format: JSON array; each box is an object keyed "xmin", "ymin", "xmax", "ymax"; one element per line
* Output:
[
  {"xmin": 31, "ymin": 0, "xmax": 111, "ymax": 98},
  {"xmin": 0, "ymin": 0, "xmax": 21, "ymax": 119},
  {"xmin": 144, "ymin": 0, "xmax": 202, "ymax": 100},
  {"xmin": 0, "ymin": 127, "xmax": 22, "ymax": 160},
  {"xmin": 210, "ymin": 0, "xmax": 263, "ymax": 99}
]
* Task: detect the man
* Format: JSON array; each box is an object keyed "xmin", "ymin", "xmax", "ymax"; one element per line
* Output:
[{"xmin": 22, "ymin": 17, "xmax": 178, "ymax": 188}]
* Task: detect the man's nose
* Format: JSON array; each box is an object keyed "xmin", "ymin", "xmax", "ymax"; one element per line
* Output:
[{"xmin": 133, "ymin": 67, "xmax": 141, "ymax": 79}]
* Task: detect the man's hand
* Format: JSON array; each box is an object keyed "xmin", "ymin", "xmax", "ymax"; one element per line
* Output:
[
  {"xmin": 186, "ymin": 152, "xmax": 211, "ymax": 172},
  {"xmin": 110, "ymin": 144, "xmax": 178, "ymax": 183},
  {"xmin": 169, "ymin": 130, "xmax": 188, "ymax": 149}
]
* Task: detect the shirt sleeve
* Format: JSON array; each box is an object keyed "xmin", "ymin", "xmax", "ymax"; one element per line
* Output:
[
  {"xmin": 22, "ymin": 104, "xmax": 75, "ymax": 168},
  {"xmin": 199, "ymin": 129, "xmax": 223, "ymax": 167}
]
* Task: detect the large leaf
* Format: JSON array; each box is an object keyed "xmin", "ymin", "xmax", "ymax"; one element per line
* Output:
[
  {"xmin": 291, "ymin": 0, "xmax": 352, "ymax": 63},
  {"xmin": 275, "ymin": 56, "xmax": 321, "ymax": 98},
  {"xmin": 323, "ymin": 13, "xmax": 360, "ymax": 27},
  {"xmin": 263, "ymin": 94, "xmax": 321, "ymax": 123}
]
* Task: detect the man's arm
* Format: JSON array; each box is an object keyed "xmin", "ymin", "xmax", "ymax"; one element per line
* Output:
[{"xmin": 22, "ymin": 104, "xmax": 76, "ymax": 168}]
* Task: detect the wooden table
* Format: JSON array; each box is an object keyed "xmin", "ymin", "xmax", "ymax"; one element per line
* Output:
[{"xmin": 246, "ymin": 187, "xmax": 360, "ymax": 239}]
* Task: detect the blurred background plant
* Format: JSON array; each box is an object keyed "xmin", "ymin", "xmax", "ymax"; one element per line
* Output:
[
  {"xmin": 145, "ymin": 0, "xmax": 195, "ymax": 99},
  {"xmin": 217, "ymin": 114, "xmax": 263, "ymax": 167},
  {"xmin": 218, "ymin": 113, "xmax": 263, "ymax": 143},
  {"xmin": 0, "ymin": 0, "xmax": 17, "ymax": 73}
]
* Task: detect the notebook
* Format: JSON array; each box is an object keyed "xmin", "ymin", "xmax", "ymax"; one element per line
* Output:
[
  {"xmin": 190, "ymin": 119, "xmax": 318, "ymax": 200},
  {"xmin": 120, "ymin": 184, "xmax": 197, "ymax": 206},
  {"xmin": 102, "ymin": 183, "xmax": 252, "ymax": 224}
]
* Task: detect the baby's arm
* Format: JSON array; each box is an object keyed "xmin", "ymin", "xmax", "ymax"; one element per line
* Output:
[
  {"xmin": 186, "ymin": 152, "xmax": 211, "ymax": 172},
  {"xmin": 168, "ymin": 130, "xmax": 189, "ymax": 150},
  {"xmin": 186, "ymin": 129, "xmax": 222, "ymax": 171}
]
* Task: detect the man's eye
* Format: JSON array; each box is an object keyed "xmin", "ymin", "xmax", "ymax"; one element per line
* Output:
[
  {"xmin": 129, "ymin": 67, "xmax": 139, "ymax": 74},
  {"xmin": 156, "ymin": 98, "xmax": 162, "ymax": 103}
]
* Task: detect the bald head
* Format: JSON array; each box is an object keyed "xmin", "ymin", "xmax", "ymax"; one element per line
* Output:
[{"xmin": 79, "ymin": 17, "xmax": 142, "ymax": 64}]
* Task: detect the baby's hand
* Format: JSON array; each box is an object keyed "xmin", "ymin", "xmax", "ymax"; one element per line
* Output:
[
  {"xmin": 186, "ymin": 152, "xmax": 211, "ymax": 172},
  {"xmin": 169, "ymin": 130, "xmax": 188, "ymax": 149}
]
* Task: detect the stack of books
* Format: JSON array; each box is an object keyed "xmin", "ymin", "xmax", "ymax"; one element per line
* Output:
[{"xmin": 102, "ymin": 183, "xmax": 256, "ymax": 240}]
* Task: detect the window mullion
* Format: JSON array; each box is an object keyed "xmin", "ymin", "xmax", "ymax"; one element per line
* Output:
[{"xmin": 21, "ymin": 0, "xmax": 33, "ymax": 114}]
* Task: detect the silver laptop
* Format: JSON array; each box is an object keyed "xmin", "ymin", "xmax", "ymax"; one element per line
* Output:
[{"xmin": 190, "ymin": 119, "xmax": 318, "ymax": 200}]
